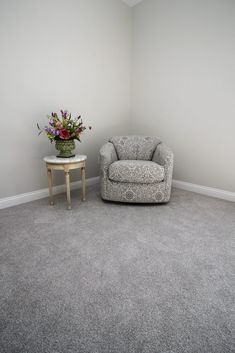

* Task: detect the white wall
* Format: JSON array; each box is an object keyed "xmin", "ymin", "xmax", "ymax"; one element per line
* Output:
[
  {"xmin": 131, "ymin": 0, "xmax": 235, "ymax": 192},
  {"xmin": 0, "ymin": 0, "xmax": 132, "ymax": 198},
  {"xmin": 1, "ymin": 0, "xmax": 235, "ymax": 200}
]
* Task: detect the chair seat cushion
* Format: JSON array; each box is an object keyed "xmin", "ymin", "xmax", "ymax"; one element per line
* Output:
[{"xmin": 109, "ymin": 160, "xmax": 164, "ymax": 184}]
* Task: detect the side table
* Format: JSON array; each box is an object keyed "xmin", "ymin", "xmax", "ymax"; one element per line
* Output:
[{"xmin": 43, "ymin": 155, "xmax": 87, "ymax": 210}]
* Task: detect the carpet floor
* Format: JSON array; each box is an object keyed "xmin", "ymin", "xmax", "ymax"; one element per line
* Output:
[{"xmin": 0, "ymin": 184, "xmax": 234, "ymax": 353}]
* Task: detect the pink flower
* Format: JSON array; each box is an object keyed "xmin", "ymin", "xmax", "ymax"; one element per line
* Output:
[
  {"xmin": 76, "ymin": 127, "xmax": 83, "ymax": 134},
  {"xmin": 55, "ymin": 121, "xmax": 63, "ymax": 129},
  {"xmin": 59, "ymin": 129, "xmax": 70, "ymax": 140}
]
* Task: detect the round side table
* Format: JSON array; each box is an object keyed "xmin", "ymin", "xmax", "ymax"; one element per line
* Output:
[{"xmin": 43, "ymin": 155, "xmax": 87, "ymax": 210}]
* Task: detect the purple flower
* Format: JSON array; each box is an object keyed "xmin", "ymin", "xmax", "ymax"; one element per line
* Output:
[{"xmin": 45, "ymin": 127, "xmax": 58, "ymax": 136}]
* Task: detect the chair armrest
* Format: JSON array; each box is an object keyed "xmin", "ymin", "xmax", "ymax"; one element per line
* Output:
[
  {"xmin": 152, "ymin": 143, "xmax": 174, "ymax": 183},
  {"xmin": 152, "ymin": 143, "xmax": 173, "ymax": 166},
  {"xmin": 100, "ymin": 142, "xmax": 118, "ymax": 177}
]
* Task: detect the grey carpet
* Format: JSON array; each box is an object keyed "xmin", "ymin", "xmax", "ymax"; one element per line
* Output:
[{"xmin": 0, "ymin": 185, "xmax": 234, "ymax": 353}]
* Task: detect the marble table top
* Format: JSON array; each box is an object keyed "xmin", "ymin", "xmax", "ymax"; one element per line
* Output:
[{"xmin": 44, "ymin": 155, "xmax": 87, "ymax": 164}]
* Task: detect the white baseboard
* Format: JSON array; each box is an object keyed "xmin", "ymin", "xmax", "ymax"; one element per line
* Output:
[
  {"xmin": 1, "ymin": 177, "xmax": 234, "ymax": 209},
  {"xmin": 0, "ymin": 177, "xmax": 100, "ymax": 210},
  {"xmin": 173, "ymin": 179, "xmax": 235, "ymax": 203}
]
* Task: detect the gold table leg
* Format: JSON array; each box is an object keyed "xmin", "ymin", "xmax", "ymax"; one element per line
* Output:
[
  {"xmin": 81, "ymin": 166, "xmax": 86, "ymax": 201},
  {"xmin": 47, "ymin": 167, "xmax": 54, "ymax": 205},
  {"xmin": 65, "ymin": 170, "xmax": 71, "ymax": 210}
]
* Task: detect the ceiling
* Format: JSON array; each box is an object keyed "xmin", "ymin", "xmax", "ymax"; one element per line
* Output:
[{"xmin": 121, "ymin": 0, "xmax": 144, "ymax": 7}]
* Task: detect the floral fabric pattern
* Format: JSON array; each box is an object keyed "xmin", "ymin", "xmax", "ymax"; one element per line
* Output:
[
  {"xmin": 109, "ymin": 136, "xmax": 161, "ymax": 161},
  {"xmin": 100, "ymin": 137, "xmax": 174, "ymax": 204},
  {"xmin": 109, "ymin": 160, "xmax": 164, "ymax": 184},
  {"xmin": 104, "ymin": 179, "xmax": 166, "ymax": 203}
]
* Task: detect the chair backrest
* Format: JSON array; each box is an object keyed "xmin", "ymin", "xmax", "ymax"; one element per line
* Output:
[{"xmin": 109, "ymin": 136, "xmax": 161, "ymax": 161}]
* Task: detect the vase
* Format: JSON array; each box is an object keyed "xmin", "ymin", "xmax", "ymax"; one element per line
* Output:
[{"xmin": 55, "ymin": 139, "xmax": 76, "ymax": 158}]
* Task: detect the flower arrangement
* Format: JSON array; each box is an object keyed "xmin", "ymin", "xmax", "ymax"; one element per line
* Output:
[{"xmin": 37, "ymin": 110, "xmax": 91, "ymax": 142}]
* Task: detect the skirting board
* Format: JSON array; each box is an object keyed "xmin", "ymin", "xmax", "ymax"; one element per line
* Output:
[
  {"xmin": 173, "ymin": 179, "xmax": 235, "ymax": 203},
  {"xmin": 0, "ymin": 177, "xmax": 234, "ymax": 209},
  {"xmin": 0, "ymin": 177, "xmax": 100, "ymax": 210}
]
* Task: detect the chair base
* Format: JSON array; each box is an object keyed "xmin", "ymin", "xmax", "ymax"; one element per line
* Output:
[{"xmin": 101, "ymin": 179, "xmax": 172, "ymax": 204}]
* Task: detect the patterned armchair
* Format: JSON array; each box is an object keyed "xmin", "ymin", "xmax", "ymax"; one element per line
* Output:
[{"xmin": 100, "ymin": 136, "xmax": 174, "ymax": 203}]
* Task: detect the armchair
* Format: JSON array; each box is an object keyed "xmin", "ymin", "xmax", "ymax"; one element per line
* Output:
[{"xmin": 100, "ymin": 136, "xmax": 173, "ymax": 203}]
